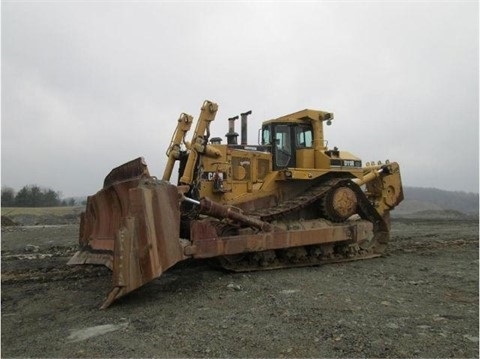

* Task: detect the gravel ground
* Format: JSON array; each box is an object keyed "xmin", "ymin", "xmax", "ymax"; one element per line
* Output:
[{"xmin": 1, "ymin": 218, "xmax": 478, "ymax": 358}]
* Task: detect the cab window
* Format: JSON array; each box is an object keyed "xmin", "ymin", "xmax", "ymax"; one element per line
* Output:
[
  {"xmin": 261, "ymin": 125, "xmax": 271, "ymax": 145},
  {"xmin": 295, "ymin": 126, "xmax": 313, "ymax": 147}
]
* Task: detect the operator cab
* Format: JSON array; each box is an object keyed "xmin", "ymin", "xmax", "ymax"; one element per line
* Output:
[{"xmin": 261, "ymin": 123, "xmax": 314, "ymax": 170}]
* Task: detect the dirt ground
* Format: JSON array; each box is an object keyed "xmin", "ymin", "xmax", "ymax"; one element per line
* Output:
[{"xmin": 1, "ymin": 217, "xmax": 478, "ymax": 358}]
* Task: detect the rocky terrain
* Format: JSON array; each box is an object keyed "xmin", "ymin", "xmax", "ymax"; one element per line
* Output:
[{"xmin": 1, "ymin": 214, "xmax": 478, "ymax": 358}]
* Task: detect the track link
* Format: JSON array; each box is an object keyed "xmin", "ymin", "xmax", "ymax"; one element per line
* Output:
[{"xmin": 247, "ymin": 178, "xmax": 345, "ymax": 221}]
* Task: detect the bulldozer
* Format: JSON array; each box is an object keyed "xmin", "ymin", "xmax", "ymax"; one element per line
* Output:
[{"xmin": 68, "ymin": 100, "xmax": 403, "ymax": 309}]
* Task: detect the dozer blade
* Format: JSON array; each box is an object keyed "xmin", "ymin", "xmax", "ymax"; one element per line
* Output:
[{"xmin": 68, "ymin": 158, "xmax": 188, "ymax": 309}]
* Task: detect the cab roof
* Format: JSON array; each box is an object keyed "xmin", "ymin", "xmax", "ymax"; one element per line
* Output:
[{"xmin": 262, "ymin": 109, "xmax": 334, "ymax": 126}]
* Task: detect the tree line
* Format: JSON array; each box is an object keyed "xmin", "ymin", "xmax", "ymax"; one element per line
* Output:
[{"xmin": 1, "ymin": 185, "xmax": 77, "ymax": 207}]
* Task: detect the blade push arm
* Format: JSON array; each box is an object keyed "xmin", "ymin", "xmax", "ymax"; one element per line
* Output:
[
  {"xmin": 179, "ymin": 100, "xmax": 220, "ymax": 185},
  {"xmin": 162, "ymin": 113, "xmax": 194, "ymax": 181}
]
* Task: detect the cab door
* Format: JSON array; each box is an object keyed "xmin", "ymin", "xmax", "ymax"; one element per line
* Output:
[{"xmin": 273, "ymin": 124, "xmax": 295, "ymax": 169}]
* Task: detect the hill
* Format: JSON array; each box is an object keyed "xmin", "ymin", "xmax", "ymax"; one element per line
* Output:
[
  {"xmin": 394, "ymin": 186, "xmax": 479, "ymax": 218},
  {"xmin": 1, "ymin": 206, "xmax": 84, "ymax": 226}
]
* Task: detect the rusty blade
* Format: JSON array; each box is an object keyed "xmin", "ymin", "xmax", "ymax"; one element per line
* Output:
[
  {"xmin": 101, "ymin": 180, "xmax": 188, "ymax": 308},
  {"xmin": 68, "ymin": 177, "xmax": 142, "ymax": 269},
  {"xmin": 103, "ymin": 157, "xmax": 149, "ymax": 188},
  {"xmin": 68, "ymin": 159, "xmax": 187, "ymax": 309}
]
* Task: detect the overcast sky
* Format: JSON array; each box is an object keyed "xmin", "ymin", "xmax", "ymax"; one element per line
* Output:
[{"xmin": 1, "ymin": 1, "xmax": 479, "ymax": 197}]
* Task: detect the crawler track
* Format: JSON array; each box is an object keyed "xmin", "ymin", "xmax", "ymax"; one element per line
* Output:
[
  {"xmin": 218, "ymin": 178, "xmax": 390, "ymax": 272},
  {"xmin": 248, "ymin": 178, "xmax": 345, "ymax": 221}
]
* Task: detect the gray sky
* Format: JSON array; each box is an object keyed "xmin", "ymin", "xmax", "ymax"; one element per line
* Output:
[{"xmin": 2, "ymin": 1, "xmax": 479, "ymax": 197}]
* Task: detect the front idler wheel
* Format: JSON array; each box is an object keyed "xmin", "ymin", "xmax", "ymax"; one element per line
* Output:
[{"xmin": 320, "ymin": 185, "xmax": 358, "ymax": 222}]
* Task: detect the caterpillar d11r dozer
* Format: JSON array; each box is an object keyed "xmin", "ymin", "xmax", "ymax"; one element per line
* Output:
[{"xmin": 69, "ymin": 100, "xmax": 403, "ymax": 309}]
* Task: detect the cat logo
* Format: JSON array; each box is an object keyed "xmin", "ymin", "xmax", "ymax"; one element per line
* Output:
[{"xmin": 207, "ymin": 172, "xmax": 224, "ymax": 181}]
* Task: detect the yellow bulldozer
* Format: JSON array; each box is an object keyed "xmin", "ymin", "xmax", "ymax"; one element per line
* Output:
[{"xmin": 69, "ymin": 100, "xmax": 403, "ymax": 309}]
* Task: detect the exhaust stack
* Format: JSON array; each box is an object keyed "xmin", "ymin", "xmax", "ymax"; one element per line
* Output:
[
  {"xmin": 225, "ymin": 116, "xmax": 239, "ymax": 145},
  {"xmin": 240, "ymin": 110, "xmax": 252, "ymax": 145}
]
